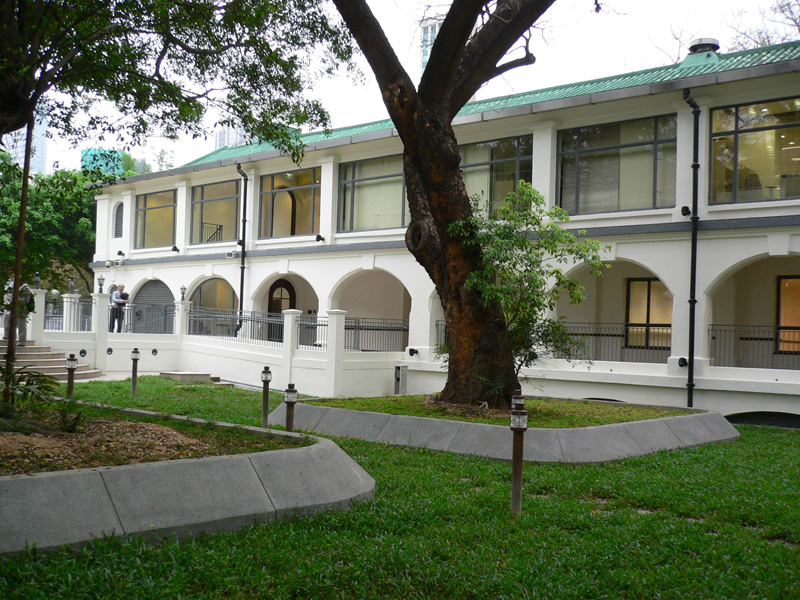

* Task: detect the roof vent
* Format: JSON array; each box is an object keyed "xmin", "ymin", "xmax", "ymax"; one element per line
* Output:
[{"xmin": 689, "ymin": 38, "xmax": 720, "ymax": 54}]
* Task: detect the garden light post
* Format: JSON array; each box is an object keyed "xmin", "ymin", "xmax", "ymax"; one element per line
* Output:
[
  {"xmin": 65, "ymin": 353, "xmax": 78, "ymax": 398},
  {"xmin": 509, "ymin": 390, "xmax": 528, "ymax": 516},
  {"xmin": 130, "ymin": 347, "xmax": 141, "ymax": 397},
  {"xmin": 284, "ymin": 383, "xmax": 298, "ymax": 432},
  {"xmin": 261, "ymin": 366, "xmax": 272, "ymax": 428},
  {"xmin": 97, "ymin": 274, "xmax": 105, "ymax": 294}
]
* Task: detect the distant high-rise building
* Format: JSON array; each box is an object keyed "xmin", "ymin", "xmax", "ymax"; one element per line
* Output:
[
  {"xmin": 1, "ymin": 118, "xmax": 48, "ymax": 174},
  {"xmin": 420, "ymin": 16, "xmax": 444, "ymax": 72},
  {"xmin": 215, "ymin": 125, "xmax": 249, "ymax": 149}
]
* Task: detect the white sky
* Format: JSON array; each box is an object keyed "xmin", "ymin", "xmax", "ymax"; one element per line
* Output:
[{"xmin": 46, "ymin": 0, "xmax": 778, "ymax": 173}]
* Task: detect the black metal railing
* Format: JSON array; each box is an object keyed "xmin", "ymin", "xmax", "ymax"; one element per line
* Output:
[
  {"xmin": 187, "ymin": 306, "xmax": 283, "ymax": 346},
  {"xmin": 435, "ymin": 320, "xmax": 671, "ymax": 364},
  {"xmin": 42, "ymin": 299, "xmax": 92, "ymax": 332},
  {"xmin": 709, "ymin": 325, "xmax": 800, "ymax": 370},
  {"xmin": 298, "ymin": 316, "xmax": 327, "ymax": 350},
  {"xmin": 117, "ymin": 303, "xmax": 176, "ymax": 334},
  {"xmin": 344, "ymin": 317, "xmax": 409, "ymax": 352},
  {"xmin": 203, "ymin": 222, "xmax": 224, "ymax": 243}
]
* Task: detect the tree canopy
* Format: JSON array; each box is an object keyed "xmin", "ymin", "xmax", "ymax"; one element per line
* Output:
[{"xmin": 729, "ymin": 1, "xmax": 800, "ymax": 50}]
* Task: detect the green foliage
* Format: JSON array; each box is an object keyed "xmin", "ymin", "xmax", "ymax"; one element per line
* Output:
[
  {"xmin": 2, "ymin": 0, "xmax": 355, "ymax": 161},
  {"xmin": 0, "ymin": 152, "xmax": 100, "ymax": 290},
  {"xmin": 449, "ymin": 181, "xmax": 608, "ymax": 374},
  {"xmin": 0, "ymin": 362, "xmax": 59, "ymax": 418},
  {"xmin": 1, "ymin": 425, "xmax": 798, "ymax": 598}
]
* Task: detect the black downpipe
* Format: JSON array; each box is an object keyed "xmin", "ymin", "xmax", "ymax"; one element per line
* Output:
[
  {"xmin": 235, "ymin": 163, "xmax": 248, "ymax": 334},
  {"xmin": 683, "ymin": 89, "xmax": 700, "ymax": 408}
]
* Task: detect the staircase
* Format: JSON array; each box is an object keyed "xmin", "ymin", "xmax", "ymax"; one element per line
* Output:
[{"xmin": 1, "ymin": 341, "xmax": 103, "ymax": 381}]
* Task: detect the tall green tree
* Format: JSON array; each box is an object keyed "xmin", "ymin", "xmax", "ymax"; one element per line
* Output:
[
  {"xmin": 332, "ymin": 0, "xmax": 599, "ymax": 407},
  {"xmin": 0, "ymin": 0, "xmax": 354, "ymax": 413},
  {"xmin": 729, "ymin": 1, "xmax": 800, "ymax": 50}
]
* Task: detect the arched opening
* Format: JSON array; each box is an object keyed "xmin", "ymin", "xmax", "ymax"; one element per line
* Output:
[
  {"xmin": 272, "ymin": 189, "xmax": 296, "ymax": 237},
  {"xmin": 190, "ymin": 278, "xmax": 238, "ymax": 310},
  {"xmin": 130, "ymin": 279, "xmax": 175, "ymax": 334},
  {"xmin": 268, "ymin": 279, "xmax": 296, "ymax": 314},
  {"xmin": 187, "ymin": 278, "xmax": 239, "ymax": 337},
  {"xmin": 113, "ymin": 203, "xmax": 124, "ymax": 238}
]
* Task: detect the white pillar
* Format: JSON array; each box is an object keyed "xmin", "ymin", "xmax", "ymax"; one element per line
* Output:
[
  {"xmin": 282, "ymin": 309, "xmax": 302, "ymax": 386},
  {"xmin": 29, "ymin": 288, "xmax": 47, "ymax": 345},
  {"xmin": 318, "ymin": 155, "xmax": 338, "ymax": 245},
  {"xmin": 325, "ymin": 309, "xmax": 346, "ymax": 397},
  {"xmin": 61, "ymin": 293, "xmax": 81, "ymax": 333},
  {"xmin": 92, "ymin": 293, "xmax": 110, "ymax": 371}
]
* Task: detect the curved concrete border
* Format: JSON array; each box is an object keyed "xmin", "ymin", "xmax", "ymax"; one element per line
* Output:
[
  {"xmin": 270, "ymin": 402, "xmax": 739, "ymax": 463},
  {"xmin": 0, "ymin": 418, "xmax": 374, "ymax": 555}
]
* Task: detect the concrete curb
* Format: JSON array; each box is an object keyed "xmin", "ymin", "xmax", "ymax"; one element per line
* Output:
[
  {"xmin": 0, "ymin": 419, "xmax": 374, "ymax": 555},
  {"xmin": 270, "ymin": 403, "xmax": 739, "ymax": 464}
]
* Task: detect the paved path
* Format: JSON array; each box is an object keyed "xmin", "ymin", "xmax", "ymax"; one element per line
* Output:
[
  {"xmin": 0, "ymin": 413, "xmax": 374, "ymax": 555},
  {"xmin": 270, "ymin": 403, "xmax": 739, "ymax": 464}
]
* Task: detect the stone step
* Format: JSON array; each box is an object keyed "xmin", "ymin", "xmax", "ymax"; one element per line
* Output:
[
  {"xmin": 1, "ymin": 342, "xmax": 103, "ymax": 382},
  {"xmin": 52, "ymin": 369, "xmax": 104, "ymax": 381}
]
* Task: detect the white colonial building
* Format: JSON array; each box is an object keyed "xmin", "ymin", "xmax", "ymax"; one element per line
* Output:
[{"xmin": 77, "ymin": 39, "xmax": 800, "ymax": 420}]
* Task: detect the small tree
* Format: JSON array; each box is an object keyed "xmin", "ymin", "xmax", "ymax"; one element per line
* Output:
[{"xmin": 450, "ymin": 182, "xmax": 607, "ymax": 382}]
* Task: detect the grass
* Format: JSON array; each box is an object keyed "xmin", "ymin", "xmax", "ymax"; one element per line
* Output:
[
  {"xmin": 308, "ymin": 394, "xmax": 690, "ymax": 428},
  {"xmin": 2, "ymin": 379, "xmax": 798, "ymax": 598}
]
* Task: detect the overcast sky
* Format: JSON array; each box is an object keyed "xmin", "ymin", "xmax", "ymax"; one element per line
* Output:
[{"xmin": 46, "ymin": 0, "xmax": 780, "ymax": 172}]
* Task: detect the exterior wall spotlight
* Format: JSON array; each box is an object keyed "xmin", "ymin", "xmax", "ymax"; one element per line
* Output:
[
  {"xmin": 171, "ymin": 245, "xmax": 179, "ymax": 252},
  {"xmin": 408, "ymin": 348, "xmax": 419, "ymax": 356},
  {"xmin": 316, "ymin": 234, "xmax": 325, "ymax": 242},
  {"xmin": 97, "ymin": 274, "xmax": 105, "ymax": 293},
  {"xmin": 261, "ymin": 366, "xmax": 272, "ymax": 428},
  {"xmin": 681, "ymin": 206, "xmax": 691, "ymax": 217},
  {"xmin": 284, "ymin": 383, "xmax": 298, "ymax": 432},
  {"xmin": 117, "ymin": 250, "xmax": 125, "ymax": 257},
  {"xmin": 509, "ymin": 389, "xmax": 528, "ymax": 516}
]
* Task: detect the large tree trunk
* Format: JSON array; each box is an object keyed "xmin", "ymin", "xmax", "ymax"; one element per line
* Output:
[{"xmin": 403, "ymin": 107, "xmax": 519, "ymax": 408}]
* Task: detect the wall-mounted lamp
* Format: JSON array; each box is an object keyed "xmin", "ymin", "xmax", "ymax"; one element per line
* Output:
[
  {"xmin": 408, "ymin": 348, "xmax": 419, "ymax": 356},
  {"xmin": 678, "ymin": 357, "xmax": 689, "ymax": 367},
  {"xmin": 171, "ymin": 245, "xmax": 179, "ymax": 252},
  {"xmin": 180, "ymin": 285, "xmax": 187, "ymax": 301},
  {"xmin": 117, "ymin": 250, "xmax": 125, "ymax": 257},
  {"xmin": 316, "ymin": 234, "xmax": 325, "ymax": 242},
  {"xmin": 681, "ymin": 206, "xmax": 691, "ymax": 217},
  {"xmin": 97, "ymin": 274, "xmax": 105, "ymax": 293}
]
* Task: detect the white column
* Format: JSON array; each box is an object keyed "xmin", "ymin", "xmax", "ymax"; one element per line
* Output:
[
  {"xmin": 29, "ymin": 288, "xmax": 47, "ymax": 345},
  {"xmin": 282, "ymin": 309, "xmax": 302, "ymax": 386},
  {"xmin": 92, "ymin": 293, "xmax": 110, "ymax": 371},
  {"xmin": 61, "ymin": 293, "xmax": 81, "ymax": 333},
  {"xmin": 93, "ymin": 193, "xmax": 111, "ymax": 263},
  {"xmin": 531, "ymin": 121, "xmax": 558, "ymax": 208},
  {"xmin": 318, "ymin": 155, "xmax": 338, "ymax": 245},
  {"xmin": 325, "ymin": 309, "xmax": 346, "ymax": 397},
  {"xmin": 175, "ymin": 180, "xmax": 190, "ymax": 249}
]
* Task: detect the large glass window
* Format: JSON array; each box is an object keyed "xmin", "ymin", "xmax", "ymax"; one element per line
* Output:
[
  {"xmin": 338, "ymin": 156, "xmax": 406, "ymax": 232},
  {"xmin": 260, "ymin": 169, "xmax": 320, "ymax": 238},
  {"xmin": 778, "ymin": 276, "xmax": 800, "ymax": 353},
  {"xmin": 625, "ymin": 278, "xmax": 672, "ymax": 349},
  {"xmin": 190, "ymin": 278, "xmax": 239, "ymax": 310},
  {"xmin": 135, "ymin": 190, "xmax": 175, "ymax": 249},
  {"xmin": 191, "ymin": 180, "xmax": 239, "ymax": 244},
  {"xmin": 558, "ymin": 115, "xmax": 677, "ymax": 215},
  {"xmin": 711, "ymin": 97, "xmax": 800, "ymax": 204},
  {"xmin": 461, "ymin": 136, "xmax": 532, "ymax": 213}
]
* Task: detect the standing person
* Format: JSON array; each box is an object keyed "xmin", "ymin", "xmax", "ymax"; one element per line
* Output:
[
  {"xmin": 3, "ymin": 281, "xmax": 34, "ymax": 346},
  {"xmin": 109, "ymin": 284, "xmax": 128, "ymax": 333}
]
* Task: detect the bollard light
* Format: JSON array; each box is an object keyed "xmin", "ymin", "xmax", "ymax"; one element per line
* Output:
[
  {"xmin": 284, "ymin": 383, "xmax": 298, "ymax": 432},
  {"xmin": 65, "ymin": 353, "xmax": 78, "ymax": 398},
  {"xmin": 97, "ymin": 274, "xmax": 105, "ymax": 294},
  {"xmin": 509, "ymin": 389, "xmax": 528, "ymax": 516},
  {"xmin": 260, "ymin": 366, "xmax": 272, "ymax": 428},
  {"xmin": 130, "ymin": 347, "xmax": 141, "ymax": 397}
]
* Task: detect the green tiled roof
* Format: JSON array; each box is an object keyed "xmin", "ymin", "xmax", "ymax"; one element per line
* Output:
[{"xmin": 186, "ymin": 40, "xmax": 800, "ymax": 167}]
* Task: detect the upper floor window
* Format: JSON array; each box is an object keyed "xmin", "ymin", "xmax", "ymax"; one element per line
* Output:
[
  {"xmin": 135, "ymin": 190, "xmax": 175, "ymax": 249},
  {"xmin": 191, "ymin": 180, "xmax": 239, "ymax": 244},
  {"xmin": 338, "ymin": 156, "xmax": 406, "ymax": 232},
  {"xmin": 711, "ymin": 97, "xmax": 800, "ymax": 204},
  {"xmin": 260, "ymin": 168, "xmax": 320, "ymax": 238},
  {"xmin": 558, "ymin": 115, "xmax": 677, "ymax": 215},
  {"xmin": 461, "ymin": 135, "xmax": 532, "ymax": 214},
  {"xmin": 113, "ymin": 203, "xmax": 124, "ymax": 238}
]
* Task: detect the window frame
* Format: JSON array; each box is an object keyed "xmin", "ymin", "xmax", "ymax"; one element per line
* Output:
[
  {"xmin": 337, "ymin": 155, "xmax": 406, "ymax": 233},
  {"xmin": 624, "ymin": 277, "xmax": 672, "ymax": 350},
  {"xmin": 113, "ymin": 202, "xmax": 124, "ymax": 238},
  {"xmin": 190, "ymin": 179, "xmax": 240, "ymax": 245},
  {"xmin": 259, "ymin": 168, "xmax": 321, "ymax": 239},
  {"xmin": 134, "ymin": 189, "xmax": 176, "ymax": 249},
  {"xmin": 710, "ymin": 95, "xmax": 800, "ymax": 205},
  {"xmin": 557, "ymin": 114, "xmax": 677, "ymax": 216},
  {"xmin": 776, "ymin": 275, "xmax": 800, "ymax": 354},
  {"xmin": 460, "ymin": 135, "xmax": 533, "ymax": 214}
]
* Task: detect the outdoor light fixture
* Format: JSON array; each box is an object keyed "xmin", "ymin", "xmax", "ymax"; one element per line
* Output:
[
  {"xmin": 68, "ymin": 278, "xmax": 77, "ymax": 294},
  {"xmin": 171, "ymin": 245, "xmax": 179, "ymax": 252},
  {"xmin": 681, "ymin": 206, "xmax": 692, "ymax": 217},
  {"xmin": 509, "ymin": 389, "xmax": 528, "ymax": 516},
  {"xmin": 117, "ymin": 250, "xmax": 125, "ymax": 257},
  {"xmin": 65, "ymin": 354, "xmax": 79, "ymax": 398},
  {"xmin": 97, "ymin": 274, "xmax": 105, "ymax": 293},
  {"xmin": 105, "ymin": 260, "xmax": 112, "ymax": 268},
  {"xmin": 180, "ymin": 285, "xmax": 186, "ymax": 301},
  {"xmin": 284, "ymin": 383, "xmax": 298, "ymax": 432},
  {"xmin": 130, "ymin": 348, "xmax": 141, "ymax": 397},
  {"xmin": 408, "ymin": 348, "xmax": 419, "ymax": 356},
  {"xmin": 33, "ymin": 274, "xmax": 40, "ymax": 289},
  {"xmin": 316, "ymin": 234, "xmax": 325, "ymax": 242},
  {"xmin": 261, "ymin": 366, "xmax": 272, "ymax": 428}
]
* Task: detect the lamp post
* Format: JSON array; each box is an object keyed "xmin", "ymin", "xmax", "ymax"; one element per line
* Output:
[
  {"xmin": 65, "ymin": 353, "xmax": 78, "ymax": 398},
  {"xmin": 509, "ymin": 390, "xmax": 528, "ymax": 516},
  {"xmin": 284, "ymin": 383, "xmax": 298, "ymax": 432},
  {"xmin": 130, "ymin": 348, "xmax": 141, "ymax": 397},
  {"xmin": 260, "ymin": 366, "xmax": 272, "ymax": 428},
  {"xmin": 97, "ymin": 274, "xmax": 105, "ymax": 294},
  {"xmin": 180, "ymin": 285, "xmax": 186, "ymax": 301}
]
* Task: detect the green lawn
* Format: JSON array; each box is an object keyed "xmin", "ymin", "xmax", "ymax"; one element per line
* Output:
[{"xmin": 2, "ymin": 379, "xmax": 798, "ymax": 599}]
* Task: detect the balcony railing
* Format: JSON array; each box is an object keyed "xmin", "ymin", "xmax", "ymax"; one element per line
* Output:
[
  {"xmin": 188, "ymin": 307, "xmax": 282, "ymax": 347},
  {"xmin": 435, "ymin": 320, "xmax": 671, "ymax": 364},
  {"xmin": 345, "ymin": 317, "xmax": 408, "ymax": 352},
  {"xmin": 709, "ymin": 325, "xmax": 800, "ymax": 370}
]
